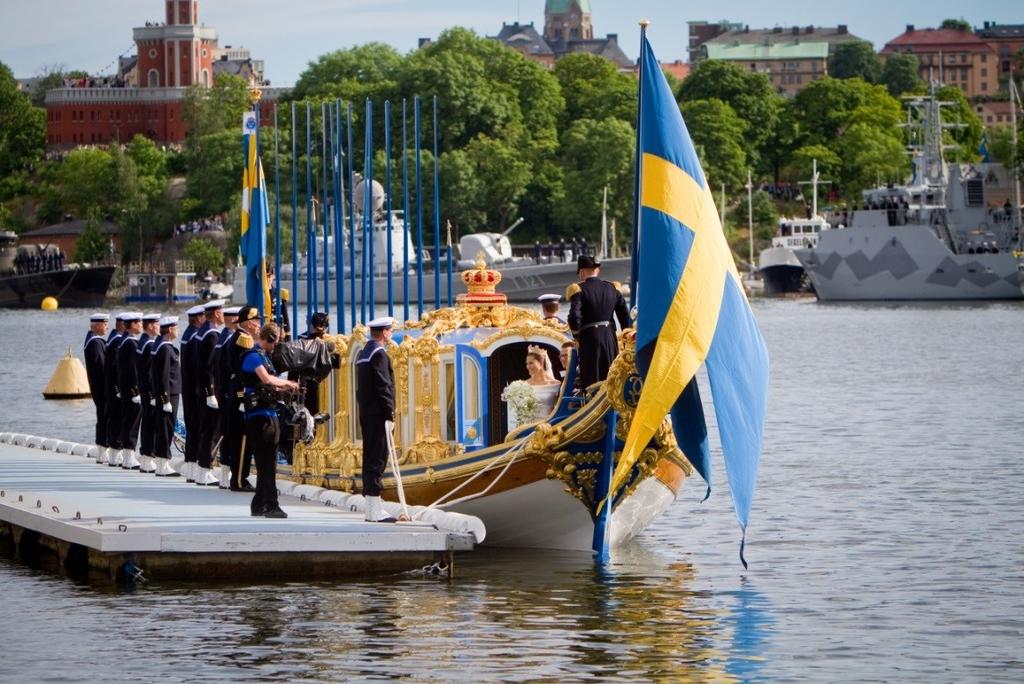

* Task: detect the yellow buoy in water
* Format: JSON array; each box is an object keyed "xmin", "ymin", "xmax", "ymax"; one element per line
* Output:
[
  {"xmin": 41, "ymin": 296, "xmax": 58, "ymax": 311},
  {"xmin": 43, "ymin": 349, "xmax": 91, "ymax": 400}
]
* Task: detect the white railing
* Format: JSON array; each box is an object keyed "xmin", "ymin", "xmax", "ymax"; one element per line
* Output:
[{"xmin": 45, "ymin": 85, "xmax": 292, "ymax": 105}]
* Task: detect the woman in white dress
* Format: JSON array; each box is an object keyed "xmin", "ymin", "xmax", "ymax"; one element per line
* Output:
[{"xmin": 525, "ymin": 345, "xmax": 561, "ymax": 422}]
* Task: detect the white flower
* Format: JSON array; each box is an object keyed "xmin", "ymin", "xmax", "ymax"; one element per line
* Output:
[{"xmin": 502, "ymin": 380, "xmax": 539, "ymax": 428}]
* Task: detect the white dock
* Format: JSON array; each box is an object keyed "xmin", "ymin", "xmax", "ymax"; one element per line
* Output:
[{"xmin": 0, "ymin": 435, "xmax": 480, "ymax": 582}]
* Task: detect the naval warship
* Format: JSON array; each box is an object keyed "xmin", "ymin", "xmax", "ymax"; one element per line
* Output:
[{"xmin": 794, "ymin": 92, "xmax": 1023, "ymax": 301}]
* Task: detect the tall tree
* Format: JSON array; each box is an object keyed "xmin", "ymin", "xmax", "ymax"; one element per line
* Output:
[
  {"xmin": 880, "ymin": 54, "xmax": 923, "ymax": 96},
  {"xmin": 829, "ymin": 42, "xmax": 882, "ymax": 83},
  {"xmin": 181, "ymin": 73, "xmax": 251, "ymax": 142},
  {"xmin": 554, "ymin": 53, "xmax": 636, "ymax": 128},
  {"xmin": 940, "ymin": 19, "xmax": 972, "ymax": 33},
  {"xmin": 556, "ymin": 117, "xmax": 634, "ymax": 235},
  {"xmin": 51, "ymin": 147, "xmax": 113, "ymax": 218},
  {"xmin": 934, "ymin": 85, "xmax": 984, "ymax": 162},
  {"xmin": 0, "ymin": 62, "xmax": 45, "ymax": 182},
  {"xmin": 290, "ymin": 43, "xmax": 403, "ymax": 102},
  {"xmin": 679, "ymin": 98, "xmax": 748, "ymax": 192}
]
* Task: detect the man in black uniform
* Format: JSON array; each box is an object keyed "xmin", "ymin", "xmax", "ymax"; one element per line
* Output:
[
  {"xmin": 117, "ymin": 312, "xmax": 144, "ymax": 470},
  {"xmin": 178, "ymin": 304, "xmax": 206, "ymax": 480},
  {"xmin": 355, "ymin": 316, "xmax": 398, "ymax": 523},
  {"xmin": 567, "ymin": 256, "xmax": 630, "ymax": 390},
  {"xmin": 83, "ymin": 313, "xmax": 109, "ymax": 456},
  {"xmin": 135, "ymin": 313, "xmax": 161, "ymax": 473},
  {"xmin": 100, "ymin": 313, "xmax": 125, "ymax": 465},
  {"xmin": 237, "ymin": 309, "xmax": 298, "ymax": 518},
  {"xmin": 214, "ymin": 306, "xmax": 241, "ymax": 489},
  {"xmin": 151, "ymin": 316, "xmax": 182, "ymax": 477},
  {"xmin": 230, "ymin": 307, "xmax": 258, "ymax": 491},
  {"xmin": 193, "ymin": 299, "xmax": 225, "ymax": 486}
]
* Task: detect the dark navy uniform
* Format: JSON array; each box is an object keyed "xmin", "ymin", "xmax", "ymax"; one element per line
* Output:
[
  {"xmin": 117, "ymin": 333, "xmax": 142, "ymax": 453},
  {"xmin": 151, "ymin": 336, "xmax": 181, "ymax": 462},
  {"xmin": 180, "ymin": 320, "xmax": 199, "ymax": 466},
  {"xmin": 137, "ymin": 332, "xmax": 156, "ymax": 457},
  {"xmin": 239, "ymin": 337, "xmax": 283, "ymax": 515},
  {"xmin": 83, "ymin": 331, "xmax": 107, "ymax": 446},
  {"xmin": 227, "ymin": 329, "xmax": 253, "ymax": 489},
  {"xmin": 194, "ymin": 320, "xmax": 220, "ymax": 469},
  {"xmin": 215, "ymin": 326, "xmax": 244, "ymax": 487},
  {"xmin": 567, "ymin": 276, "xmax": 630, "ymax": 389},
  {"xmin": 103, "ymin": 329, "xmax": 124, "ymax": 449},
  {"xmin": 355, "ymin": 339, "xmax": 395, "ymax": 497}
]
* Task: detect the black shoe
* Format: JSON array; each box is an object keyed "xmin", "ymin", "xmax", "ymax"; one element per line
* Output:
[
  {"xmin": 369, "ymin": 516, "xmax": 398, "ymax": 524},
  {"xmin": 263, "ymin": 508, "xmax": 288, "ymax": 519},
  {"xmin": 231, "ymin": 484, "xmax": 256, "ymax": 493},
  {"xmin": 251, "ymin": 507, "xmax": 267, "ymax": 517}
]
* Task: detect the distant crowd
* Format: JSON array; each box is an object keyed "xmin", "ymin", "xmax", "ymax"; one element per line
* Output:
[
  {"xmin": 176, "ymin": 215, "xmax": 226, "ymax": 235},
  {"xmin": 15, "ymin": 249, "xmax": 66, "ymax": 274},
  {"xmin": 531, "ymin": 237, "xmax": 594, "ymax": 265}
]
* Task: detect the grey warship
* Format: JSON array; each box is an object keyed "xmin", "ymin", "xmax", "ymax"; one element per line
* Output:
[{"xmin": 795, "ymin": 92, "xmax": 1023, "ymax": 301}]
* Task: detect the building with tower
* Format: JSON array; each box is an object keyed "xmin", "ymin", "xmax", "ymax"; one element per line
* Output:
[{"xmin": 43, "ymin": 0, "xmax": 284, "ymax": 148}]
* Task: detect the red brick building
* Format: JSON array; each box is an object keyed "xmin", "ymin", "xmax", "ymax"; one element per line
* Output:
[
  {"xmin": 44, "ymin": 0, "xmax": 284, "ymax": 147},
  {"xmin": 881, "ymin": 26, "xmax": 998, "ymax": 98}
]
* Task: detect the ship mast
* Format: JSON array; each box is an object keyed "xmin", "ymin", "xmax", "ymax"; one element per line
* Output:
[
  {"xmin": 797, "ymin": 158, "xmax": 830, "ymax": 218},
  {"xmin": 1010, "ymin": 79, "xmax": 1022, "ymax": 249}
]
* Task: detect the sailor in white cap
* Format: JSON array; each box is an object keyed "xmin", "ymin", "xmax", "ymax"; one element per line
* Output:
[
  {"xmin": 84, "ymin": 313, "xmax": 110, "ymax": 458},
  {"xmin": 99, "ymin": 313, "xmax": 127, "ymax": 465},
  {"xmin": 151, "ymin": 316, "xmax": 182, "ymax": 477},
  {"xmin": 537, "ymin": 293, "xmax": 564, "ymax": 324},
  {"xmin": 356, "ymin": 317, "xmax": 398, "ymax": 522},
  {"xmin": 134, "ymin": 314, "xmax": 162, "ymax": 473},
  {"xmin": 193, "ymin": 299, "xmax": 226, "ymax": 486},
  {"xmin": 116, "ymin": 312, "xmax": 145, "ymax": 470},
  {"xmin": 178, "ymin": 304, "xmax": 207, "ymax": 480}
]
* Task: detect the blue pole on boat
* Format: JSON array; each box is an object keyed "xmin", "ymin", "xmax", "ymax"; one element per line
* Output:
[
  {"xmin": 334, "ymin": 99, "xmax": 346, "ymax": 334},
  {"xmin": 290, "ymin": 102, "xmax": 298, "ymax": 335},
  {"xmin": 432, "ymin": 95, "xmax": 441, "ymax": 311},
  {"xmin": 591, "ymin": 409, "xmax": 618, "ymax": 561},
  {"xmin": 401, "ymin": 99, "xmax": 410, "ymax": 324},
  {"xmin": 366, "ymin": 99, "xmax": 375, "ymax": 322},
  {"xmin": 306, "ymin": 101, "xmax": 315, "ymax": 323},
  {"xmin": 321, "ymin": 100, "xmax": 330, "ymax": 316},
  {"xmin": 273, "ymin": 103, "xmax": 282, "ymax": 327},
  {"xmin": 347, "ymin": 102, "xmax": 357, "ymax": 330},
  {"xmin": 384, "ymin": 100, "xmax": 394, "ymax": 318},
  {"xmin": 446, "ymin": 224, "xmax": 453, "ymax": 307},
  {"xmin": 414, "ymin": 96, "xmax": 423, "ymax": 319},
  {"xmin": 360, "ymin": 101, "xmax": 371, "ymax": 325}
]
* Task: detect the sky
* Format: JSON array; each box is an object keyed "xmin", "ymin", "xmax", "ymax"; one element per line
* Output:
[{"xmin": 1, "ymin": 0, "xmax": 1019, "ymax": 85}]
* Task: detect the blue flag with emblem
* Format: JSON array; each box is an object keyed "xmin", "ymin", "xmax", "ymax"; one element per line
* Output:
[
  {"xmin": 240, "ymin": 111, "xmax": 271, "ymax": 316},
  {"xmin": 611, "ymin": 31, "xmax": 770, "ymax": 566}
]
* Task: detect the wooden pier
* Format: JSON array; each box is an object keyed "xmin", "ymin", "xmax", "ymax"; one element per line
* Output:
[{"xmin": 0, "ymin": 434, "xmax": 480, "ymax": 582}]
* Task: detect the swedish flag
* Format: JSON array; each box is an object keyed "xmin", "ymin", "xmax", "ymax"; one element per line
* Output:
[
  {"xmin": 240, "ymin": 112, "xmax": 272, "ymax": 316},
  {"xmin": 613, "ymin": 33, "xmax": 770, "ymax": 563}
]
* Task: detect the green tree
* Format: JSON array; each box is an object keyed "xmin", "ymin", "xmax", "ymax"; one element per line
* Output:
[
  {"xmin": 182, "ymin": 236, "xmax": 227, "ymax": 276},
  {"xmin": 679, "ymin": 98, "xmax": 748, "ymax": 192},
  {"xmin": 51, "ymin": 147, "xmax": 113, "ymax": 217},
  {"xmin": 463, "ymin": 135, "xmax": 531, "ymax": 231},
  {"xmin": 185, "ymin": 130, "xmax": 244, "ymax": 216},
  {"xmin": 28, "ymin": 64, "xmax": 88, "ymax": 107},
  {"xmin": 829, "ymin": 42, "xmax": 882, "ymax": 83},
  {"xmin": 790, "ymin": 77, "xmax": 902, "ymax": 146},
  {"xmin": 74, "ymin": 211, "xmax": 109, "ymax": 263},
  {"xmin": 987, "ymin": 125, "xmax": 1024, "ymax": 177},
  {"xmin": 0, "ymin": 62, "xmax": 46, "ymax": 181},
  {"xmin": 730, "ymin": 189, "xmax": 778, "ymax": 241},
  {"xmin": 934, "ymin": 85, "xmax": 983, "ymax": 162},
  {"xmin": 291, "ymin": 43, "xmax": 403, "ymax": 102},
  {"xmin": 556, "ymin": 118, "xmax": 634, "ymax": 234},
  {"xmin": 181, "ymin": 73, "xmax": 250, "ymax": 141},
  {"xmin": 554, "ymin": 53, "xmax": 636, "ymax": 127},
  {"xmin": 678, "ymin": 59, "xmax": 782, "ymax": 171},
  {"xmin": 880, "ymin": 54, "xmax": 923, "ymax": 96},
  {"xmin": 837, "ymin": 123, "xmax": 908, "ymax": 195},
  {"xmin": 940, "ymin": 18, "xmax": 972, "ymax": 32},
  {"xmin": 789, "ymin": 144, "xmax": 841, "ymax": 185}
]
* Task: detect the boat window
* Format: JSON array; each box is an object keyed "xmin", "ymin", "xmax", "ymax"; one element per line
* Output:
[
  {"xmin": 781, "ymin": 224, "xmax": 791, "ymax": 236},
  {"xmin": 350, "ymin": 343, "xmax": 363, "ymax": 441},
  {"xmin": 444, "ymin": 362, "xmax": 456, "ymax": 441}
]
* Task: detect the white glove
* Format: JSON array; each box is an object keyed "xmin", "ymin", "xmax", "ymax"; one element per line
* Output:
[
  {"xmin": 131, "ymin": 395, "xmax": 141, "ymax": 405},
  {"xmin": 206, "ymin": 395, "xmax": 219, "ymax": 409},
  {"xmin": 385, "ymin": 419, "xmax": 395, "ymax": 433},
  {"xmin": 149, "ymin": 398, "xmax": 156, "ymax": 407},
  {"xmin": 239, "ymin": 403, "xmax": 245, "ymax": 413},
  {"xmin": 162, "ymin": 402, "xmax": 173, "ymax": 414}
]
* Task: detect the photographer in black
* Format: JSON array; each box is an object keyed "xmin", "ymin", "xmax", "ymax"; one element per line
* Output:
[{"xmin": 236, "ymin": 310, "xmax": 298, "ymax": 518}]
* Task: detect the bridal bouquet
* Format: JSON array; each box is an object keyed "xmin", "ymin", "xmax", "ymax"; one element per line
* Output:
[{"xmin": 502, "ymin": 380, "xmax": 538, "ymax": 428}]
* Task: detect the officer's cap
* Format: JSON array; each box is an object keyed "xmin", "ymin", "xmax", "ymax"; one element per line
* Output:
[
  {"xmin": 310, "ymin": 311, "xmax": 329, "ymax": 328},
  {"xmin": 576, "ymin": 255, "xmax": 601, "ymax": 272},
  {"xmin": 236, "ymin": 306, "xmax": 261, "ymax": 323},
  {"xmin": 204, "ymin": 299, "xmax": 226, "ymax": 311},
  {"xmin": 159, "ymin": 316, "xmax": 179, "ymax": 328},
  {"xmin": 224, "ymin": 306, "xmax": 241, "ymax": 317},
  {"xmin": 123, "ymin": 311, "xmax": 144, "ymax": 322},
  {"xmin": 142, "ymin": 313, "xmax": 161, "ymax": 322},
  {"xmin": 113, "ymin": 312, "xmax": 127, "ymax": 321},
  {"xmin": 185, "ymin": 305, "xmax": 205, "ymax": 317},
  {"xmin": 367, "ymin": 316, "xmax": 395, "ymax": 331},
  {"xmin": 537, "ymin": 294, "xmax": 561, "ymax": 303},
  {"xmin": 90, "ymin": 313, "xmax": 109, "ymax": 322}
]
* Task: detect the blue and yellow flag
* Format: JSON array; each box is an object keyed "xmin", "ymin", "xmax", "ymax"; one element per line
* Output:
[
  {"xmin": 240, "ymin": 112, "xmax": 271, "ymax": 316},
  {"xmin": 612, "ymin": 33, "xmax": 770, "ymax": 563}
]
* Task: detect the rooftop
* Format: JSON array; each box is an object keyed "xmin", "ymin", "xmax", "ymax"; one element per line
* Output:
[
  {"xmin": 493, "ymin": 22, "xmax": 554, "ymax": 57},
  {"xmin": 545, "ymin": 0, "xmax": 591, "ymax": 14},
  {"xmin": 883, "ymin": 27, "xmax": 996, "ymax": 53},
  {"xmin": 706, "ymin": 25, "xmax": 862, "ymax": 47},
  {"xmin": 23, "ymin": 219, "xmax": 121, "ymax": 238},
  {"xmin": 705, "ymin": 40, "xmax": 830, "ymax": 61},
  {"xmin": 976, "ymin": 22, "xmax": 1024, "ymax": 39}
]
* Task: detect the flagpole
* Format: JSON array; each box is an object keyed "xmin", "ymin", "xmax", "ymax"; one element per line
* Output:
[
  {"xmin": 273, "ymin": 103, "xmax": 281, "ymax": 327},
  {"xmin": 402, "ymin": 99, "xmax": 411, "ymax": 323},
  {"xmin": 253, "ymin": 92, "xmax": 264, "ymax": 318},
  {"xmin": 334, "ymin": 99, "xmax": 346, "ymax": 334},
  {"xmin": 305, "ymin": 101, "xmax": 314, "ymax": 324},
  {"xmin": 321, "ymin": 100, "xmax": 330, "ymax": 315},
  {"xmin": 290, "ymin": 101, "xmax": 298, "ymax": 334},
  {"xmin": 366, "ymin": 99, "xmax": 376, "ymax": 322},
  {"xmin": 446, "ymin": 220, "xmax": 453, "ymax": 306},
  {"xmin": 347, "ymin": 102, "xmax": 357, "ymax": 330},
  {"xmin": 432, "ymin": 95, "xmax": 441, "ymax": 311},
  {"xmin": 361, "ymin": 100, "xmax": 372, "ymax": 325},
  {"xmin": 384, "ymin": 100, "xmax": 394, "ymax": 318},
  {"xmin": 629, "ymin": 20, "xmax": 649, "ymax": 312},
  {"xmin": 414, "ymin": 95, "xmax": 424, "ymax": 320}
]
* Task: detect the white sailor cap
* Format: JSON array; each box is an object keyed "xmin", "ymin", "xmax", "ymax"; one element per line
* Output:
[
  {"xmin": 537, "ymin": 294, "xmax": 561, "ymax": 303},
  {"xmin": 224, "ymin": 306, "xmax": 242, "ymax": 316},
  {"xmin": 114, "ymin": 312, "xmax": 127, "ymax": 321},
  {"xmin": 186, "ymin": 305, "xmax": 205, "ymax": 316},
  {"xmin": 142, "ymin": 313, "xmax": 161, "ymax": 322},
  {"xmin": 159, "ymin": 316, "xmax": 179, "ymax": 328},
  {"xmin": 204, "ymin": 299, "xmax": 226, "ymax": 311},
  {"xmin": 123, "ymin": 311, "xmax": 144, "ymax": 321},
  {"xmin": 367, "ymin": 316, "xmax": 395, "ymax": 330},
  {"xmin": 90, "ymin": 313, "xmax": 110, "ymax": 322}
]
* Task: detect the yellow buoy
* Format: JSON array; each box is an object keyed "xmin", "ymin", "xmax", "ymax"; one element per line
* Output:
[
  {"xmin": 41, "ymin": 296, "xmax": 58, "ymax": 311},
  {"xmin": 42, "ymin": 349, "xmax": 91, "ymax": 400}
]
